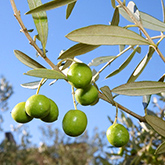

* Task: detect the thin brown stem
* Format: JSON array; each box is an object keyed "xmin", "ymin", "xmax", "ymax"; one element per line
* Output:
[
  {"xmin": 115, "ymin": 0, "xmax": 165, "ymax": 63},
  {"xmin": 10, "ymin": 0, "xmax": 67, "ymax": 72},
  {"xmin": 98, "ymin": 92, "xmax": 146, "ymax": 122}
]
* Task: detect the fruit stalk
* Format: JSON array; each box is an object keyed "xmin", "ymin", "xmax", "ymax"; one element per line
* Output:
[{"xmin": 98, "ymin": 92, "xmax": 146, "ymax": 122}]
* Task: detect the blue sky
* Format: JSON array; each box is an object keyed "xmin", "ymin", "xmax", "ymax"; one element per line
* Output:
[{"xmin": 0, "ymin": 0, "xmax": 165, "ymax": 145}]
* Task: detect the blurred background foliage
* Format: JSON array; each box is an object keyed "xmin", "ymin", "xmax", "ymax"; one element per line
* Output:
[{"xmin": 0, "ymin": 76, "xmax": 165, "ymax": 165}]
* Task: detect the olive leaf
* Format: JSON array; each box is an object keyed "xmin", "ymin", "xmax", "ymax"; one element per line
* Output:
[
  {"xmin": 58, "ymin": 43, "xmax": 99, "ymax": 59},
  {"xmin": 100, "ymin": 86, "xmax": 115, "ymax": 105},
  {"xmin": 119, "ymin": 7, "xmax": 165, "ymax": 31},
  {"xmin": 14, "ymin": 50, "xmax": 45, "ymax": 69},
  {"xmin": 26, "ymin": 0, "xmax": 77, "ymax": 14},
  {"xmin": 145, "ymin": 115, "xmax": 165, "ymax": 137},
  {"xmin": 111, "ymin": 0, "xmax": 116, "ymax": 8},
  {"xmin": 24, "ymin": 68, "xmax": 67, "ymax": 79},
  {"xmin": 66, "ymin": 1, "xmax": 76, "ymax": 19},
  {"xmin": 127, "ymin": 46, "xmax": 155, "ymax": 83},
  {"xmin": 27, "ymin": 0, "xmax": 48, "ymax": 55},
  {"xmin": 66, "ymin": 25, "xmax": 150, "ymax": 45},
  {"xmin": 112, "ymin": 81, "xmax": 165, "ymax": 96},
  {"xmin": 21, "ymin": 79, "xmax": 47, "ymax": 89},
  {"xmin": 161, "ymin": 0, "xmax": 165, "ymax": 23},
  {"xmin": 106, "ymin": 46, "xmax": 139, "ymax": 78},
  {"xmin": 111, "ymin": 7, "xmax": 119, "ymax": 26},
  {"xmin": 155, "ymin": 141, "xmax": 165, "ymax": 154},
  {"xmin": 142, "ymin": 95, "xmax": 151, "ymax": 109},
  {"xmin": 88, "ymin": 56, "xmax": 116, "ymax": 67}
]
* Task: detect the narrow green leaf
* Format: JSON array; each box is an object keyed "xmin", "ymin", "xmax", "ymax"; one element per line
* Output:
[
  {"xmin": 88, "ymin": 56, "xmax": 116, "ymax": 67},
  {"xmin": 58, "ymin": 43, "xmax": 99, "ymax": 59},
  {"xmin": 127, "ymin": 46, "xmax": 155, "ymax": 83},
  {"xmin": 111, "ymin": 7, "xmax": 119, "ymax": 26},
  {"xmin": 111, "ymin": 0, "xmax": 116, "ymax": 8},
  {"xmin": 145, "ymin": 115, "xmax": 165, "ymax": 137},
  {"xmin": 21, "ymin": 79, "xmax": 47, "ymax": 89},
  {"xmin": 14, "ymin": 50, "xmax": 45, "ymax": 69},
  {"xmin": 100, "ymin": 86, "xmax": 115, "ymax": 105},
  {"xmin": 106, "ymin": 46, "xmax": 139, "ymax": 78},
  {"xmin": 112, "ymin": 81, "xmax": 165, "ymax": 96},
  {"xmin": 24, "ymin": 68, "xmax": 67, "ymax": 79},
  {"xmin": 26, "ymin": 0, "xmax": 77, "ymax": 14},
  {"xmin": 27, "ymin": 0, "xmax": 48, "ymax": 54},
  {"xmin": 119, "ymin": 7, "xmax": 165, "ymax": 31},
  {"xmin": 66, "ymin": 1, "xmax": 76, "ymax": 19},
  {"xmin": 155, "ymin": 141, "xmax": 165, "ymax": 154},
  {"xmin": 161, "ymin": 0, "xmax": 165, "ymax": 23},
  {"xmin": 66, "ymin": 25, "xmax": 150, "ymax": 45}
]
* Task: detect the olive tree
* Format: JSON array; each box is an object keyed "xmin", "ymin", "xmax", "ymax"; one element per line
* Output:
[{"xmin": 9, "ymin": 0, "xmax": 165, "ymax": 154}]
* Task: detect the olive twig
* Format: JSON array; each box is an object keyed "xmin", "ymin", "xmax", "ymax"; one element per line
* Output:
[
  {"xmin": 72, "ymin": 86, "xmax": 77, "ymax": 110},
  {"xmin": 113, "ymin": 103, "xmax": 118, "ymax": 124},
  {"xmin": 92, "ymin": 45, "xmax": 132, "ymax": 82},
  {"xmin": 98, "ymin": 92, "xmax": 146, "ymax": 122},
  {"xmin": 115, "ymin": 0, "xmax": 165, "ymax": 63},
  {"xmin": 36, "ymin": 78, "xmax": 45, "ymax": 95},
  {"xmin": 10, "ymin": 0, "xmax": 64, "ymax": 72}
]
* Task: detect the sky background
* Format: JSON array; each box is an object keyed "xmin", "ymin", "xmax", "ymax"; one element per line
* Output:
[{"xmin": 0, "ymin": 0, "xmax": 165, "ymax": 145}]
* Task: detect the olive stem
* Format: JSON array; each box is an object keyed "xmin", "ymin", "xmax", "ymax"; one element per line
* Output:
[
  {"xmin": 72, "ymin": 87, "xmax": 77, "ymax": 110},
  {"xmin": 115, "ymin": 0, "xmax": 165, "ymax": 63},
  {"xmin": 113, "ymin": 103, "xmax": 118, "ymax": 124},
  {"xmin": 98, "ymin": 92, "xmax": 146, "ymax": 123},
  {"xmin": 36, "ymin": 78, "xmax": 45, "ymax": 94},
  {"xmin": 92, "ymin": 45, "xmax": 132, "ymax": 82},
  {"xmin": 10, "ymin": 0, "xmax": 67, "ymax": 74}
]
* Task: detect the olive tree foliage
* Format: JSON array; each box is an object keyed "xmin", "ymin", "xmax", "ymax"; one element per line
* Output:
[
  {"xmin": 0, "ymin": 77, "xmax": 13, "ymax": 111},
  {"xmin": 0, "ymin": 77, "xmax": 13, "ymax": 132},
  {"xmin": 9, "ymin": 0, "xmax": 165, "ymax": 154}
]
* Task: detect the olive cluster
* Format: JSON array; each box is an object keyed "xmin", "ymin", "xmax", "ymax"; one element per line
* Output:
[
  {"xmin": 11, "ymin": 62, "xmax": 129, "ymax": 144},
  {"xmin": 11, "ymin": 94, "xmax": 59, "ymax": 124},
  {"xmin": 67, "ymin": 62, "xmax": 99, "ymax": 106}
]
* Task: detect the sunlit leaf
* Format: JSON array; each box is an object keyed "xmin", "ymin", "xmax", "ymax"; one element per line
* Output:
[
  {"xmin": 111, "ymin": 0, "xmax": 116, "ymax": 8},
  {"xmin": 155, "ymin": 141, "xmax": 165, "ymax": 154},
  {"xmin": 127, "ymin": 46, "xmax": 155, "ymax": 83},
  {"xmin": 106, "ymin": 46, "xmax": 139, "ymax": 78},
  {"xmin": 24, "ymin": 68, "xmax": 67, "ymax": 79},
  {"xmin": 100, "ymin": 86, "xmax": 115, "ymax": 105},
  {"xmin": 142, "ymin": 95, "xmax": 151, "ymax": 109},
  {"xmin": 66, "ymin": 1, "xmax": 76, "ymax": 19},
  {"xmin": 127, "ymin": 1, "xmax": 141, "ymax": 21},
  {"xmin": 66, "ymin": 25, "xmax": 150, "ymax": 45},
  {"xmin": 145, "ymin": 115, "xmax": 165, "ymax": 137},
  {"xmin": 111, "ymin": 7, "xmax": 119, "ymax": 26},
  {"xmin": 58, "ymin": 43, "xmax": 99, "ymax": 59},
  {"xmin": 26, "ymin": 0, "xmax": 77, "ymax": 14},
  {"xmin": 112, "ymin": 81, "xmax": 165, "ymax": 96},
  {"xmin": 89, "ymin": 56, "xmax": 116, "ymax": 67},
  {"xmin": 119, "ymin": 7, "xmax": 165, "ymax": 31},
  {"xmin": 14, "ymin": 50, "xmax": 45, "ymax": 69},
  {"xmin": 21, "ymin": 79, "xmax": 47, "ymax": 89},
  {"xmin": 27, "ymin": 0, "xmax": 48, "ymax": 54}
]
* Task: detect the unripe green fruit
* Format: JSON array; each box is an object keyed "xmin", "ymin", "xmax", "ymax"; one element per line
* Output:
[
  {"xmin": 62, "ymin": 110, "xmax": 87, "ymax": 137},
  {"xmin": 41, "ymin": 99, "xmax": 59, "ymax": 123},
  {"xmin": 11, "ymin": 102, "xmax": 33, "ymax": 123},
  {"xmin": 106, "ymin": 123, "xmax": 129, "ymax": 147},
  {"xmin": 25, "ymin": 94, "xmax": 50, "ymax": 119},
  {"xmin": 67, "ymin": 62, "xmax": 92, "ymax": 88},
  {"xmin": 75, "ymin": 84, "xmax": 98, "ymax": 106}
]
